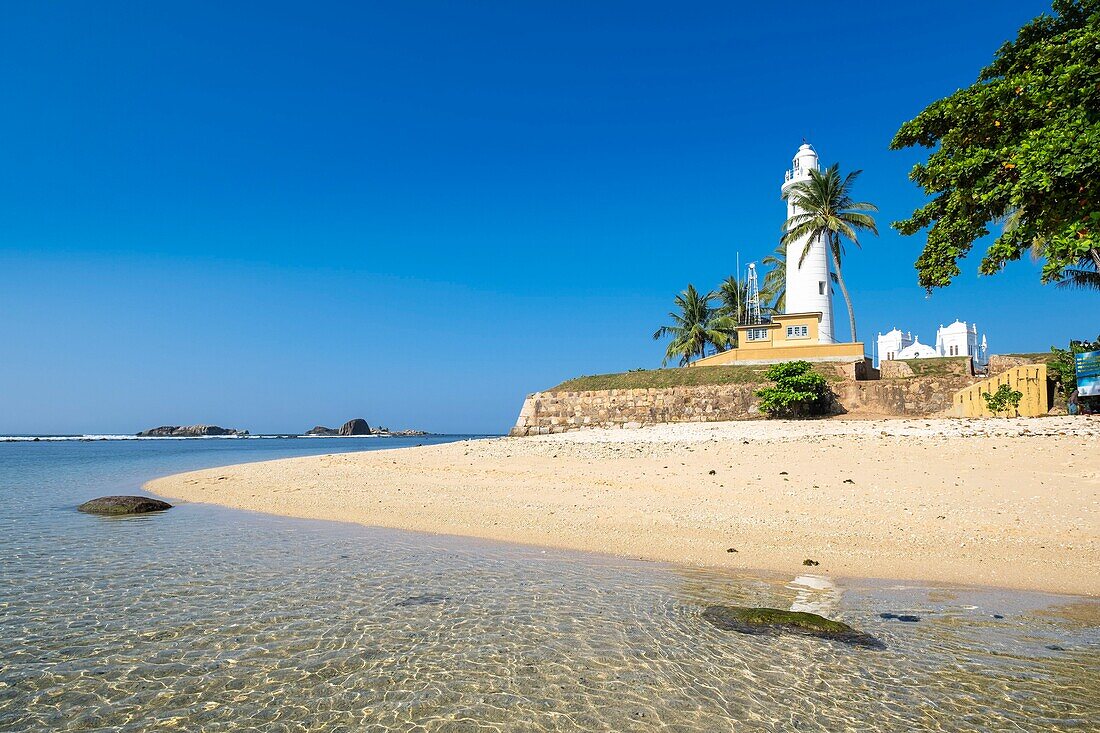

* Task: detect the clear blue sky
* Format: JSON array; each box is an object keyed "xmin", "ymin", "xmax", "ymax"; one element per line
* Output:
[{"xmin": 1, "ymin": 1, "xmax": 1093, "ymax": 435}]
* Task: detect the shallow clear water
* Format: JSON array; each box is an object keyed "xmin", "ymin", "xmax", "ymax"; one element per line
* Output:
[{"xmin": 0, "ymin": 438, "xmax": 1097, "ymax": 732}]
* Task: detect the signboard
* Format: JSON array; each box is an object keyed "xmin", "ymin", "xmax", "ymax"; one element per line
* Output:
[{"xmin": 1076, "ymin": 350, "xmax": 1100, "ymax": 397}]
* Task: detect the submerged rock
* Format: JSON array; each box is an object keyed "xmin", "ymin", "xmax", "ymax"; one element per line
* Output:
[
  {"xmin": 702, "ymin": 605, "xmax": 885, "ymax": 649},
  {"xmin": 396, "ymin": 594, "xmax": 448, "ymax": 607},
  {"xmin": 879, "ymin": 612, "xmax": 921, "ymax": 622},
  {"xmin": 78, "ymin": 496, "xmax": 173, "ymax": 515}
]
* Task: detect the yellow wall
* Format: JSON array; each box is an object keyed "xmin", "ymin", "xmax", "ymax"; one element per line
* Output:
[
  {"xmin": 693, "ymin": 341, "xmax": 865, "ymax": 366},
  {"xmin": 774, "ymin": 314, "xmax": 819, "ymax": 345},
  {"xmin": 952, "ymin": 364, "xmax": 1050, "ymax": 417},
  {"xmin": 735, "ymin": 324, "xmax": 777, "ymax": 351},
  {"xmin": 735, "ymin": 313, "xmax": 821, "ymax": 353}
]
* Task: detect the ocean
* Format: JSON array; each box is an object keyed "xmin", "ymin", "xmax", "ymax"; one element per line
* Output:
[{"xmin": 1, "ymin": 437, "xmax": 1096, "ymax": 731}]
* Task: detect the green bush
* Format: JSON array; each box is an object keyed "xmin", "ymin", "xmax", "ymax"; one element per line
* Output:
[
  {"xmin": 982, "ymin": 383, "xmax": 1023, "ymax": 417},
  {"xmin": 1048, "ymin": 335, "xmax": 1100, "ymax": 394},
  {"xmin": 755, "ymin": 361, "xmax": 834, "ymax": 418}
]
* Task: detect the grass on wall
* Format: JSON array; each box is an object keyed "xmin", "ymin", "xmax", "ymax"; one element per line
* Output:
[
  {"xmin": 546, "ymin": 364, "xmax": 842, "ymax": 393},
  {"xmin": 896, "ymin": 356, "xmax": 972, "ymax": 377},
  {"xmin": 1001, "ymin": 352, "xmax": 1059, "ymax": 365}
]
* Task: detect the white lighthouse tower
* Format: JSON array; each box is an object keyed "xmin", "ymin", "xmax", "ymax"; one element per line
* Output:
[{"xmin": 781, "ymin": 143, "xmax": 834, "ymax": 343}]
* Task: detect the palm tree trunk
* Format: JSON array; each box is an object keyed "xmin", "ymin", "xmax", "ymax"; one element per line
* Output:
[
  {"xmin": 829, "ymin": 239, "xmax": 857, "ymax": 342},
  {"xmin": 1089, "ymin": 247, "xmax": 1100, "ymax": 270}
]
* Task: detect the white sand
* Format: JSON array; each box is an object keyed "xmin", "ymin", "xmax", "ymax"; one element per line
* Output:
[{"xmin": 148, "ymin": 416, "xmax": 1100, "ymax": 596}]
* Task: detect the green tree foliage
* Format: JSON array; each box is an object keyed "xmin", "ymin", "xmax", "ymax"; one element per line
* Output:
[
  {"xmin": 982, "ymin": 383, "xmax": 1024, "ymax": 416},
  {"xmin": 781, "ymin": 165, "xmax": 878, "ymax": 342},
  {"xmin": 755, "ymin": 361, "xmax": 834, "ymax": 418},
  {"xmin": 760, "ymin": 245, "xmax": 787, "ymax": 313},
  {"xmin": 716, "ymin": 275, "xmax": 750, "ymax": 328},
  {"xmin": 891, "ymin": 0, "xmax": 1100, "ymax": 289},
  {"xmin": 652, "ymin": 284, "xmax": 736, "ymax": 365},
  {"xmin": 1048, "ymin": 334, "xmax": 1100, "ymax": 392},
  {"xmin": 716, "ymin": 271, "xmax": 781, "ymax": 335}
]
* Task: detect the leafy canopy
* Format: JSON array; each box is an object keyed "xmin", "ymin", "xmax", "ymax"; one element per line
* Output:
[
  {"xmin": 755, "ymin": 361, "xmax": 833, "ymax": 418},
  {"xmin": 890, "ymin": 0, "xmax": 1100, "ymax": 288},
  {"xmin": 1048, "ymin": 334, "xmax": 1100, "ymax": 392}
]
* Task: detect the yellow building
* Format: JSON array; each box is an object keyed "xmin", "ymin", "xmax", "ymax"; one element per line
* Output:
[{"xmin": 692, "ymin": 312, "xmax": 866, "ymax": 366}]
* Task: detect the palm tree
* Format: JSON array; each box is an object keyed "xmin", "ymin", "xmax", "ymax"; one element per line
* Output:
[
  {"xmin": 1004, "ymin": 209, "xmax": 1100, "ymax": 291},
  {"xmin": 717, "ymin": 270, "xmax": 781, "ymax": 331},
  {"xmin": 1055, "ymin": 253, "xmax": 1100, "ymax": 290},
  {"xmin": 652, "ymin": 284, "xmax": 736, "ymax": 365},
  {"xmin": 717, "ymin": 275, "xmax": 748, "ymax": 325},
  {"xmin": 781, "ymin": 164, "xmax": 878, "ymax": 342},
  {"xmin": 1020, "ymin": 232, "xmax": 1100, "ymax": 292},
  {"xmin": 760, "ymin": 244, "xmax": 786, "ymax": 313}
]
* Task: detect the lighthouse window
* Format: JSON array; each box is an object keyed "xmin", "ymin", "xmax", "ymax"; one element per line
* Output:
[{"xmin": 818, "ymin": 281, "xmax": 826, "ymax": 295}]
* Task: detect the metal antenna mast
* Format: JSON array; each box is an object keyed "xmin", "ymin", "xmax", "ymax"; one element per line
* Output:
[{"xmin": 746, "ymin": 262, "xmax": 761, "ymax": 326}]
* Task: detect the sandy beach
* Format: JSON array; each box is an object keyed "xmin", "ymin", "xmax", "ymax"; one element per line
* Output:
[{"xmin": 148, "ymin": 417, "xmax": 1100, "ymax": 596}]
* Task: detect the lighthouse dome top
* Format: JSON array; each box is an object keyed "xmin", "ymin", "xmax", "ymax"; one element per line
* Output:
[
  {"xmin": 793, "ymin": 143, "xmax": 818, "ymax": 165},
  {"xmin": 784, "ymin": 142, "xmax": 819, "ymax": 185}
]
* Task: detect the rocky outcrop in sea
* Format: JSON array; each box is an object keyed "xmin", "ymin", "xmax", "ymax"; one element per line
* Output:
[
  {"xmin": 136, "ymin": 425, "xmax": 248, "ymax": 437},
  {"xmin": 339, "ymin": 418, "xmax": 371, "ymax": 436}
]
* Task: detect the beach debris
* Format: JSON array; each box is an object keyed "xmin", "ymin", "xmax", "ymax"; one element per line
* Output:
[
  {"xmin": 879, "ymin": 612, "xmax": 921, "ymax": 622},
  {"xmin": 726, "ymin": 547, "xmax": 738, "ymax": 553},
  {"xmin": 702, "ymin": 606, "xmax": 885, "ymax": 649},
  {"xmin": 708, "ymin": 469, "xmax": 716, "ymax": 475},
  {"xmin": 1045, "ymin": 644, "xmax": 1067, "ymax": 651},
  {"xmin": 77, "ymin": 496, "xmax": 172, "ymax": 515},
  {"xmin": 779, "ymin": 471, "xmax": 788, "ymax": 475},
  {"xmin": 803, "ymin": 559, "xmax": 820, "ymax": 566},
  {"xmin": 843, "ymin": 478, "xmax": 855, "ymax": 484},
  {"xmin": 396, "ymin": 594, "xmax": 449, "ymax": 607}
]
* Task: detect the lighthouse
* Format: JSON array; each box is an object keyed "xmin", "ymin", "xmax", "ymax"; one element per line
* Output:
[
  {"xmin": 781, "ymin": 143, "xmax": 834, "ymax": 343},
  {"xmin": 686, "ymin": 142, "xmax": 868, "ymax": 369}
]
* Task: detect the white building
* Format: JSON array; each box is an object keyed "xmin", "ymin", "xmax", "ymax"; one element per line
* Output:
[
  {"xmin": 876, "ymin": 320, "xmax": 988, "ymax": 366},
  {"xmin": 896, "ymin": 339, "xmax": 939, "ymax": 360},
  {"xmin": 782, "ymin": 143, "xmax": 834, "ymax": 343},
  {"xmin": 877, "ymin": 328, "xmax": 914, "ymax": 362},
  {"xmin": 936, "ymin": 320, "xmax": 985, "ymax": 361}
]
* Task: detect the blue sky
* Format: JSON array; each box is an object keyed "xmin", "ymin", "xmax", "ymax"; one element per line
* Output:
[{"xmin": 0, "ymin": 1, "xmax": 1093, "ymax": 434}]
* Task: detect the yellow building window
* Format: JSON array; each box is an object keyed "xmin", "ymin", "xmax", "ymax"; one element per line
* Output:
[
  {"xmin": 786, "ymin": 325, "xmax": 809, "ymax": 339},
  {"xmin": 746, "ymin": 328, "xmax": 769, "ymax": 341}
]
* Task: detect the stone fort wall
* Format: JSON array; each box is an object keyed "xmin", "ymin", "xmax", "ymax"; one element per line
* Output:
[{"xmin": 510, "ymin": 373, "xmax": 980, "ymax": 436}]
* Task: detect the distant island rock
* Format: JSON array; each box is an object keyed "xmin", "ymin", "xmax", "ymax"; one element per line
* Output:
[
  {"xmin": 136, "ymin": 425, "xmax": 248, "ymax": 437},
  {"xmin": 78, "ymin": 495, "xmax": 173, "ymax": 515},
  {"xmin": 301, "ymin": 420, "xmax": 427, "ymax": 437},
  {"xmin": 339, "ymin": 418, "xmax": 371, "ymax": 436}
]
